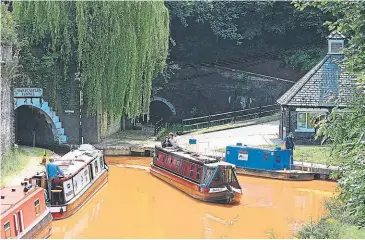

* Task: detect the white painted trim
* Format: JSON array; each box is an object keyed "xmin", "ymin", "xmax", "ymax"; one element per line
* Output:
[
  {"xmin": 49, "ymin": 168, "xmax": 107, "ymax": 212},
  {"xmin": 49, "ymin": 206, "xmax": 67, "ymax": 213},
  {"xmin": 14, "ymin": 213, "xmax": 19, "ymax": 235},
  {"xmin": 19, "ymin": 211, "xmax": 24, "ymax": 233},
  {"xmin": 209, "ymin": 187, "xmax": 227, "ymax": 193},
  {"xmin": 15, "ymin": 209, "xmax": 50, "ymax": 239},
  {"xmin": 231, "ymin": 187, "xmax": 242, "ymax": 194},
  {"xmin": 295, "ymin": 128, "xmax": 315, "ymax": 133},
  {"xmin": 296, "ymin": 108, "xmax": 329, "ymax": 112}
]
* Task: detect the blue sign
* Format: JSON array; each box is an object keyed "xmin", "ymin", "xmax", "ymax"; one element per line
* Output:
[{"xmin": 189, "ymin": 139, "xmax": 197, "ymax": 145}]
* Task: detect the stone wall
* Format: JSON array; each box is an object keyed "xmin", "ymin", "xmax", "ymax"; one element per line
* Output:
[
  {"xmin": 0, "ymin": 45, "xmax": 15, "ymax": 159},
  {"xmin": 153, "ymin": 64, "xmax": 295, "ymax": 119}
]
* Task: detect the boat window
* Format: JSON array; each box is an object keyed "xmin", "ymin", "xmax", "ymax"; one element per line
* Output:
[
  {"xmin": 175, "ymin": 159, "xmax": 181, "ymax": 172},
  {"xmin": 202, "ymin": 167, "xmax": 216, "ymax": 185},
  {"xmin": 4, "ymin": 221, "xmax": 11, "ymax": 239},
  {"xmin": 189, "ymin": 164, "xmax": 195, "ymax": 178},
  {"xmin": 275, "ymin": 156, "xmax": 281, "ymax": 164},
  {"xmin": 264, "ymin": 152, "xmax": 269, "ymax": 161},
  {"xmin": 34, "ymin": 199, "xmax": 40, "ymax": 215},
  {"xmin": 230, "ymin": 169, "xmax": 241, "ymax": 189},
  {"xmin": 209, "ymin": 168, "xmax": 223, "ymax": 188},
  {"xmin": 99, "ymin": 157, "xmax": 104, "ymax": 169},
  {"xmin": 94, "ymin": 161, "xmax": 99, "ymax": 174},
  {"xmin": 196, "ymin": 167, "xmax": 202, "ymax": 181}
]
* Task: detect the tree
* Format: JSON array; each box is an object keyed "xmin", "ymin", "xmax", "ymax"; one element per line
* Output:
[
  {"xmin": 14, "ymin": 1, "xmax": 170, "ymax": 119},
  {"xmin": 166, "ymin": 1, "xmax": 333, "ymax": 71}
]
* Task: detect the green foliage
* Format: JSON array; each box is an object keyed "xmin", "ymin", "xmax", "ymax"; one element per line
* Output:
[
  {"xmin": 282, "ymin": 48, "xmax": 327, "ymax": 71},
  {"xmin": 1, "ymin": 5, "xmax": 18, "ymax": 46},
  {"xmin": 166, "ymin": 1, "xmax": 332, "ymax": 72},
  {"xmin": 14, "ymin": 1, "xmax": 170, "ymax": 119},
  {"xmin": 0, "ymin": 147, "xmax": 51, "ymax": 186}
]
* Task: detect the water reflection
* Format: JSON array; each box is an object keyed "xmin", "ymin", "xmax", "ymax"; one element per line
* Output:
[{"xmin": 51, "ymin": 157, "xmax": 336, "ymax": 239}]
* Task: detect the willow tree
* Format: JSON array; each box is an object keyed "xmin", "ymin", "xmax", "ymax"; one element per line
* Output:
[{"xmin": 14, "ymin": 1, "xmax": 170, "ymax": 120}]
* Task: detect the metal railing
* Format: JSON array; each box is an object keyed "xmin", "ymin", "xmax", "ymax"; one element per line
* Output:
[
  {"xmin": 181, "ymin": 104, "xmax": 280, "ymax": 133},
  {"xmin": 154, "ymin": 118, "xmax": 164, "ymax": 136}
]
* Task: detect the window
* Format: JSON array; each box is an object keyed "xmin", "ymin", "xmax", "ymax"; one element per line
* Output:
[
  {"xmin": 4, "ymin": 221, "xmax": 11, "ymax": 239},
  {"xmin": 99, "ymin": 157, "xmax": 104, "ymax": 169},
  {"xmin": 34, "ymin": 199, "xmax": 40, "ymax": 215},
  {"xmin": 189, "ymin": 165, "xmax": 195, "ymax": 178},
  {"xmin": 196, "ymin": 167, "xmax": 201, "ymax": 181},
  {"xmin": 329, "ymin": 40, "xmax": 344, "ymax": 54},
  {"xmin": 94, "ymin": 161, "xmax": 99, "ymax": 174},
  {"xmin": 175, "ymin": 160, "xmax": 181, "ymax": 172},
  {"xmin": 296, "ymin": 112, "xmax": 325, "ymax": 132}
]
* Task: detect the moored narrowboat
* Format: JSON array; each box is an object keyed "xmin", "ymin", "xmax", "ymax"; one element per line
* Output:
[
  {"xmin": 26, "ymin": 144, "xmax": 109, "ymax": 220},
  {"xmin": 150, "ymin": 146, "xmax": 242, "ymax": 204},
  {"xmin": 225, "ymin": 144, "xmax": 315, "ymax": 181},
  {"xmin": 1, "ymin": 185, "xmax": 53, "ymax": 239}
]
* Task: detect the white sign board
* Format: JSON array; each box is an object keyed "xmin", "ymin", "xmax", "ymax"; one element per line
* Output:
[
  {"xmin": 63, "ymin": 178, "xmax": 74, "ymax": 202},
  {"xmin": 238, "ymin": 151, "xmax": 248, "ymax": 161},
  {"xmin": 14, "ymin": 88, "xmax": 43, "ymax": 98}
]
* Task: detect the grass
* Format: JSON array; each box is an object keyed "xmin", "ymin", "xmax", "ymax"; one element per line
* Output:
[
  {"xmin": 0, "ymin": 146, "xmax": 52, "ymax": 186},
  {"xmin": 215, "ymin": 145, "xmax": 336, "ymax": 166},
  {"xmin": 296, "ymin": 218, "xmax": 365, "ymax": 239}
]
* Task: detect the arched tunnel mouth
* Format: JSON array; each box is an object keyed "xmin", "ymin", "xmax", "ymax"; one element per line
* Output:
[
  {"xmin": 149, "ymin": 100, "xmax": 174, "ymax": 124},
  {"xmin": 15, "ymin": 105, "xmax": 56, "ymax": 147}
]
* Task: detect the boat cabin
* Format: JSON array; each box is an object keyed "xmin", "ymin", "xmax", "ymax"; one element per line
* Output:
[
  {"xmin": 0, "ymin": 185, "xmax": 52, "ymax": 239},
  {"xmin": 225, "ymin": 144, "xmax": 293, "ymax": 171},
  {"xmin": 29, "ymin": 144, "xmax": 107, "ymax": 207},
  {"xmin": 154, "ymin": 146, "xmax": 241, "ymax": 190}
]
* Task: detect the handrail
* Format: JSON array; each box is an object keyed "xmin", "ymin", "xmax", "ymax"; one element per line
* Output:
[{"xmin": 181, "ymin": 104, "xmax": 280, "ymax": 133}]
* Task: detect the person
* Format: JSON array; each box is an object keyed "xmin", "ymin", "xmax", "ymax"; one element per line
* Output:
[
  {"xmin": 41, "ymin": 152, "xmax": 47, "ymax": 166},
  {"xmin": 284, "ymin": 132, "xmax": 295, "ymax": 151},
  {"xmin": 168, "ymin": 132, "xmax": 177, "ymax": 146},
  {"xmin": 46, "ymin": 157, "xmax": 64, "ymax": 200},
  {"xmin": 162, "ymin": 136, "xmax": 172, "ymax": 148}
]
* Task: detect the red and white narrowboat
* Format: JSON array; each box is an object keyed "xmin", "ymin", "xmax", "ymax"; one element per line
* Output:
[
  {"xmin": 1, "ymin": 185, "xmax": 53, "ymax": 239},
  {"xmin": 150, "ymin": 146, "xmax": 242, "ymax": 204},
  {"xmin": 26, "ymin": 144, "xmax": 109, "ymax": 220}
]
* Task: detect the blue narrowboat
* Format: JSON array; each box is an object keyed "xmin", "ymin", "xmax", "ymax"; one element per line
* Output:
[{"xmin": 224, "ymin": 144, "xmax": 315, "ymax": 181}]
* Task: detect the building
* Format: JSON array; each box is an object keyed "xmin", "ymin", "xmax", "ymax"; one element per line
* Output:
[{"xmin": 277, "ymin": 30, "xmax": 356, "ymax": 144}]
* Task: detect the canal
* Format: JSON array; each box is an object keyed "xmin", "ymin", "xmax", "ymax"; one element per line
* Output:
[{"xmin": 51, "ymin": 157, "xmax": 336, "ymax": 239}]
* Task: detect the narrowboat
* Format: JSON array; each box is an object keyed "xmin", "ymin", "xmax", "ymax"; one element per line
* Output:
[
  {"xmin": 26, "ymin": 144, "xmax": 109, "ymax": 220},
  {"xmin": 1, "ymin": 185, "xmax": 53, "ymax": 239},
  {"xmin": 150, "ymin": 146, "xmax": 242, "ymax": 204},
  {"xmin": 224, "ymin": 144, "xmax": 315, "ymax": 181}
]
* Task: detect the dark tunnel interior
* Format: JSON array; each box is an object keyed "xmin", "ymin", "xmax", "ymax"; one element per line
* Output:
[{"xmin": 15, "ymin": 105, "xmax": 55, "ymax": 147}]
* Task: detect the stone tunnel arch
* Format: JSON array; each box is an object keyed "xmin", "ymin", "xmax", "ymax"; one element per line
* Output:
[
  {"xmin": 14, "ymin": 94, "xmax": 67, "ymax": 145},
  {"xmin": 15, "ymin": 105, "xmax": 58, "ymax": 147},
  {"xmin": 149, "ymin": 96, "xmax": 176, "ymax": 123}
]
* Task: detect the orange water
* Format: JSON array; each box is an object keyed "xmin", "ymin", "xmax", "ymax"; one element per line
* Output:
[{"xmin": 50, "ymin": 157, "xmax": 336, "ymax": 239}]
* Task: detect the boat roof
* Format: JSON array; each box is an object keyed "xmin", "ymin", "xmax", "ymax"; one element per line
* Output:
[
  {"xmin": 156, "ymin": 146, "xmax": 219, "ymax": 165},
  {"xmin": 227, "ymin": 145, "xmax": 283, "ymax": 151},
  {"xmin": 0, "ymin": 186, "xmax": 41, "ymax": 214},
  {"xmin": 205, "ymin": 161, "xmax": 236, "ymax": 168},
  {"xmin": 53, "ymin": 144, "xmax": 102, "ymax": 177}
]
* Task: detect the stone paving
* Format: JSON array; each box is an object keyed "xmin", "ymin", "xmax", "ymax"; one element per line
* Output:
[{"xmin": 176, "ymin": 120, "xmax": 282, "ymax": 154}]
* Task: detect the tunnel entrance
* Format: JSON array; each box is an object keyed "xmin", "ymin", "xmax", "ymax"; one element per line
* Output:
[
  {"xmin": 15, "ymin": 105, "xmax": 55, "ymax": 147},
  {"xmin": 149, "ymin": 100, "xmax": 174, "ymax": 124}
]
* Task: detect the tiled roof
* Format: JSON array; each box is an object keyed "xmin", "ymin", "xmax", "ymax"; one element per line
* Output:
[
  {"xmin": 327, "ymin": 30, "xmax": 345, "ymax": 39},
  {"xmin": 277, "ymin": 54, "xmax": 356, "ymax": 107}
]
